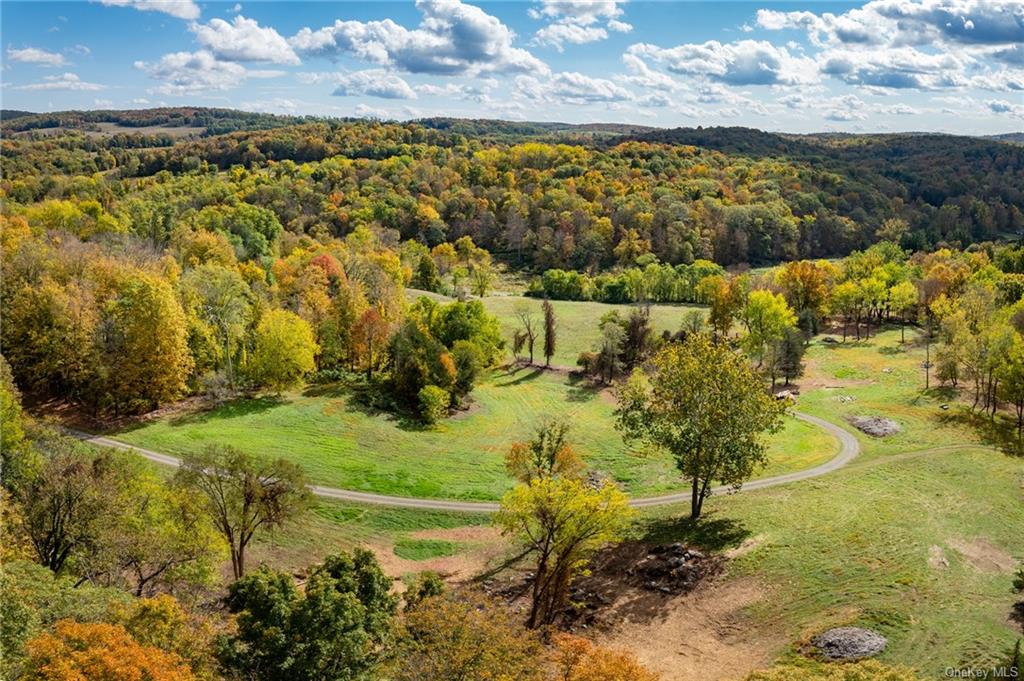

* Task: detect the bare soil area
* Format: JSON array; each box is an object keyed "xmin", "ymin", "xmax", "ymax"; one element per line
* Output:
[{"xmin": 597, "ymin": 576, "xmax": 782, "ymax": 681}]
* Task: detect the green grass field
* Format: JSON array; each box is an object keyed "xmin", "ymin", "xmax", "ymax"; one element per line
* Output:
[
  {"xmin": 639, "ymin": 326, "xmax": 1024, "ymax": 675},
  {"xmin": 643, "ymin": 446, "xmax": 1023, "ymax": 676},
  {"xmin": 117, "ymin": 367, "xmax": 833, "ymax": 500},
  {"xmin": 796, "ymin": 329, "xmax": 985, "ymax": 461},
  {"xmin": 119, "ymin": 315, "xmax": 1021, "ymax": 674}
]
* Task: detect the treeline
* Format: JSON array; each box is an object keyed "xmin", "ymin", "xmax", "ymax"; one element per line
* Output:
[
  {"xmin": 527, "ymin": 239, "xmax": 1024, "ymax": 438},
  {"xmin": 0, "ymin": 107, "xmax": 317, "ymax": 135},
  {"xmin": 0, "ymin": 201, "xmax": 501, "ymax": 422},
  {"xmin": 527, "ymin": 259, "xmax": 724, "ymax": 303},
  {"xmin": 4, "ymin": 114, "xmax": 1021, "ymax": 271}
]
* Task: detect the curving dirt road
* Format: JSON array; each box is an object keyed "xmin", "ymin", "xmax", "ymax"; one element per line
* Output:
[{"xmin": 67, "ymin": 410, "xmax": 860, "ymax": 514}]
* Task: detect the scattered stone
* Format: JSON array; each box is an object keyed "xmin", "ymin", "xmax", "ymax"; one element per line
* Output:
[
  {"xmin": 940, "ymin": 404, "xmax": 950, "ymax": 410},
  {"xmin": 849, "ymin": 415, "xmax": 901, "ymax": 437},
  {"xmin": 812, "ymin": 627, "xmax": 887, "ymax": 661},
  {"xmin": 882, "ymin": 367, "xmax": 893, "ymax": 374},
  {"xmin": 775, "ymin": 390, "xmax": 796, "ymax": 401},
  {"xmin": 822, "ymin": 336, "xmax": 839, "ymax": 344},
  {"xmin": 836, "ymin": 395, "xmax": 857, "ymax": 403}
]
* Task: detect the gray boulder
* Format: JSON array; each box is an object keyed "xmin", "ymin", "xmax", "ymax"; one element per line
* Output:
[
  {"xmin": 812, "ymin": 627, "xmax": 887, "ymax": 661},
  {"xmin": 849, "ymin": 416, "xmax": 901, "ymax": 437}
]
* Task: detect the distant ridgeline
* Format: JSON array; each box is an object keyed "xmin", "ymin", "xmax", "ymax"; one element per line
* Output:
[{"xmin": 2, "ymin": 107, "xmax": 1022, "ymax": 268}]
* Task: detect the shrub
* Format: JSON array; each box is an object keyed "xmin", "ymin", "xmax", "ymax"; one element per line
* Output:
[{"xmin": 418, "ymin": 385, "xmax": 450, "ymax": 424}]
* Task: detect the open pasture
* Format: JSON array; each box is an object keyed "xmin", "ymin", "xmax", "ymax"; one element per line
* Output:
[{"xmin": 116, "ymin": 366, "xmax": 834, "ymax": 501}]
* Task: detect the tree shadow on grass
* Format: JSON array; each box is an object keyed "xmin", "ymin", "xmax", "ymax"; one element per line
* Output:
[
  {"xmin": 938, "ymin": 408, "xmax": 1024, "ymax": 458},
  {"xmin": 639, "ymin": 511, "xmax": 751, "ymax": 552},
  {"xmin": 166, "ymin": 395, "xmax": 285, "ymax": 427},
  {"xmin": 494, "ymin": 367, "xmax": 544, "ymax": 387},
  {"xmin": 302, "ymin": 382, "xmax": 349, "ymax": 399}
]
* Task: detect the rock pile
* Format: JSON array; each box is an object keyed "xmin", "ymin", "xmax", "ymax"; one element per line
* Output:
[
  {"xmin": 849, "ymin": 415, "xmax": 900, "ymax": 437},
  {"xmin": 628, "ymin": 543, "xmax": 711, "ymax": 595},
  {"xmin": 812, "ymin": 627, "xmax": 887, "ymax": 661}
]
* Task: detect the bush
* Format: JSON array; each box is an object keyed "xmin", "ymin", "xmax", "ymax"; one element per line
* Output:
[{"xmin": 418, "ymin": 385, "xmax": 450, "ymax": 424}]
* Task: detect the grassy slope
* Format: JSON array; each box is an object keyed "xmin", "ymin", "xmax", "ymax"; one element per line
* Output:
[
  {"xmin": 643, "ymin": 327, "xmax": 1024, "ymax": 675},
  {"xmin": 117, "ymin": 367, "xmax": 831, "ymax": 500},
  {"xmin": 117, "ymin": 292, "xmax": 831, "ymax": 500},
  {"xmin": 648, "ymin": 447, "xmax": 1023, "ymax": 676},
  {"xmin": 247, "ymin": 498, "xmax": 491, "ymax": 574}
]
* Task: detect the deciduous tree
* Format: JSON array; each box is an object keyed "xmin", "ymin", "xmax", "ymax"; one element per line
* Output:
[
  {"xmin": 220, "ymin": 550, "xmax": 397, "ymax": 681},
  {"xmin": 542, "ymin": 298, "xmax": 557, "ymax": 367},
  {"xmin": 496, "ymin": 476, "xmax": 632, "ymax": 628},
  {"xmin": 392, "ymin": 593, "xmax": 544, "ymax": 681},
  {"xmin": 249, "ymin": 309, "xmax": 318, "ymax": 393},
  {"xmin": 24, "ymin": 620, "xmax": 195, "ymax": 681},
  {"xmin": 174, "ymin": 445, "xmax": 310, "ymax": 579},
  {"xmin": 616, "ymin": 335, "xmax": 786, "ymax": 519}
]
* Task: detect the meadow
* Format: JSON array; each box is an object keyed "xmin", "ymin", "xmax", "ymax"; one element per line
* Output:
[{"xmin": 117, "ymin": 365, "xmax": 834, "ymax": 500}]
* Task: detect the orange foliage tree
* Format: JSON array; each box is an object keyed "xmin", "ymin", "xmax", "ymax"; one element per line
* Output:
[
  {"xmin": 24, "ymin": 620, "xmax": 195, "ymax": 681},
  {"xmin": 550, "ymin": 634, "xmax": 660, "ymax": 681}
]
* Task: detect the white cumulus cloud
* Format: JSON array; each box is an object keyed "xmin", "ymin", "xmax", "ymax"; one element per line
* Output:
[
  {"xmin": 300, "ymin": 69, "xmax": 417, "ymax": 99},
  {"xmin": 98, "ymin": 0, "xmax": 200, "ymax": 21},
  {"xmin": 627, "ymin": 39, "xmax": 818, "ymax": 86},
  {"xmin": 192, "ymin": 15, "xmax": 300, "ymax": 64},
  {"xmin": 290, "ymin": 0, "xmax": 548, "ymax": 76},
  {"xmin": 135, "ymin": 50, "xmax": 282, "ymax": 95},
  {"xmin": 15, "ymin": 72, "xmax": 105, "ymax": 91}
]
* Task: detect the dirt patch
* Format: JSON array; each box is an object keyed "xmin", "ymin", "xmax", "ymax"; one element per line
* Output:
[
  {"xmin": 596, "ymin": 577, "xmax": 780, "ymax": 681},
  {"xmin": 370, "ymin": 537, "xmax": 508, "ymax": 585},
  {"xmin": 947, "ymin": 537, "xmax": 1016, "ymax": 573},
  {"xmin": 928, "ymin": 545, "xmax": 950, "ymax": 570},
  {"xmin": 725, "ymin": 535, "xmax": 767, "ymax": 560},
  {"xmin": 410, "ymin": 526, "xmax": 503, "ymax": 544}
]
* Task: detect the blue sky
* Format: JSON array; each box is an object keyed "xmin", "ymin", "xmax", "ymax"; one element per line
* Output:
[{"xmin": 2, "ymin": 0, "xmax": 1022, "ymax": 133}]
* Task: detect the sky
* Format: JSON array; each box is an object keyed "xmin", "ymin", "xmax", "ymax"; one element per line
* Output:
[{"xmin": 1, "ymin": 0, "xmax": 1022, "ymax": 134}]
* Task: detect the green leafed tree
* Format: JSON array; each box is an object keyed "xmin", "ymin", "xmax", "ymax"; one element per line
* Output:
[
  {"xmin": 219, "ymin": 549, "xmax": 397, "ymax": 681},
  {"xmin": 174, "ymin": 445, "xmax": 311, "ymax": 579},
  {"xmin": 249, "ymin": 309, "xmax": 318, "ymax": 394},
  {"xmin": 616, "ymin": 335, "xmax": 786, "ymax": 519}
]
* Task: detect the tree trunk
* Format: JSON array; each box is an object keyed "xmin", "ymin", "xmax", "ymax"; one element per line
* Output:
[
  {"xmin": 231, "ymin": 545, "xmax": 245, "ymax": 580},
  {"xmin": 690, "ymin": 475, "xmax": 701, "ymax": 519}
]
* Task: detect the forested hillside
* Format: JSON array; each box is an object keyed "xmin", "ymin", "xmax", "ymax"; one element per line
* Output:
[{"xmin": 2, "ymin": 108, "xmax": 1021, "ymax": 272}]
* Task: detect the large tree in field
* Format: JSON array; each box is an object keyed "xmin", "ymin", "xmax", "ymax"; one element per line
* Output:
[
  {"xmin": 616, "ymin": 334, "xmax": 786, "ymax": 519},
  {"xmin": 514, "ymin": 304, "xmax": 538, "ymax": 364},
  {"xmin": 174, "ymin": 445, "xmax": 310, "ymax": 579},
  {"xmin": 249, "ymin": 309, "xmax": 318, "ymax": 393}
]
